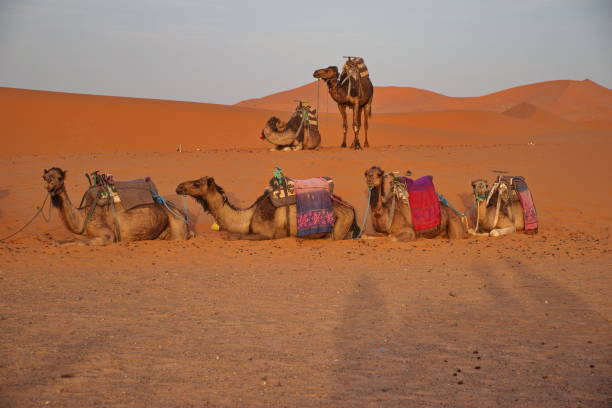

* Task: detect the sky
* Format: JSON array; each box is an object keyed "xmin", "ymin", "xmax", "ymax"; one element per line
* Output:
[{"xmin": 0, "ymin": 0, "xmax": 611, "ymax": 105}]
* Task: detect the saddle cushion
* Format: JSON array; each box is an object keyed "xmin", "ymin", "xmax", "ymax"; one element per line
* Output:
[
  {"xmin": 404, "ymin": 176, "xmax": 442, "ymax": 231},
  {"xmin": 113, "ymin": 178, "xmax": 158, "ymax": 211},
  {"xmin": 270, "ymin": 177, "xmax": 333, "ymax": 207}
]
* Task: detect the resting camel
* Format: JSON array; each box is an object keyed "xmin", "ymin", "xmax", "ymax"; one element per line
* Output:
[
  {"xmin": 470, "ymin": 179, "xmax": 525, "ymax": 237},
  {"xmin": 43, "ymin": 167, "xmax": 191, "ymax": 245},
  {"xmin": 364, "ymin": 166, "xmax": 466, "ymax": 241},
  {"xmin": 176, "ymin": 176, "xmax": 359, "ymax": 240},
  {"xmin": 313, "ymin": 59, "xmax": 373, "ymax": 149},
  {"xmin": 261, "ymin": 104, "xmax": 320, "ymax": 151}
]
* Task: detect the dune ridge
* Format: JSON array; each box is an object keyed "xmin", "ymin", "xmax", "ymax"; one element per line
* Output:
[{"xmin": 236, "ymin": 79, "xmax": 612, "ymax": 121}]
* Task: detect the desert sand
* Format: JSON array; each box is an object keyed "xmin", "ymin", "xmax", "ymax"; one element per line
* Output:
[{"xmin": 0, "ymin": 81, "xmax": 611, "ymax": 407}]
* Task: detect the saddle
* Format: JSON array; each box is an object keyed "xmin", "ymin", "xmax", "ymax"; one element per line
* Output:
[
  {"xmin": 85, "ymin": 171, "xmax": 159, "ymax": 211},
  {"xmin": 340, "ymin": 57, "xmax": 369, "ymax": 98}
]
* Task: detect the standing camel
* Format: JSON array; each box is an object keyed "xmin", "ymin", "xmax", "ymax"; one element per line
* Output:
[
  {"xmin": 313, "ymin": 58, "xmax": 373, "ymax": 149},
  {"xmin": 176, "ymin": 176, "xmax": 360, "ymax": 240},
  {"xmin": 42, "ymin": 167, "xmax": 191, "ymax": 245}
]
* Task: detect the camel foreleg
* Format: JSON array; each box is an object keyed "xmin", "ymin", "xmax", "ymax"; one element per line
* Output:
[
  {"xmin": 363, "ymin": 103, "xmax": 371, "ymax": 148},
  {"xmin": 339, "ymin": 105, "xmax": 348, "ymax": 148},
  {"xmin": 225, "ymin": 232, "xmax": 272, "ymax": 241},
  {"xmin": 490, "ymin": 226, "xmax": 516, "ymax": 237},
  {"xmin": 350, "ymin": 103, "xmax": 363, "ymax": 150}
]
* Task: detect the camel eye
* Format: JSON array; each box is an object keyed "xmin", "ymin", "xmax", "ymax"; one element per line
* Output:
[{"xmin": 193, "ymin": 182, "xmax": 201, "ymax": 188}]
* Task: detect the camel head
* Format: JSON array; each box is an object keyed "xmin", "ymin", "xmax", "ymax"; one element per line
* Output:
[
  {"xmin": 176, "ymin": 176, "xmax": 222, "ymax": 212},
  {"xmin": 364, "ymin": 166, "xmax": 385, "ymax": 189},
  {"xmin": 471, "ymin": 179, "xmax": 489, "ymax": 202},
  {"xmin": 313, "ymin": 66, "xmax": 339, "ymax": 81},
  {"xmin": 42, "ymin": 167, "xmax": 67, "ymax": 195},
  {"xmin": 176, "ymin": 176, "xmax": 217, "ymax": 198}
]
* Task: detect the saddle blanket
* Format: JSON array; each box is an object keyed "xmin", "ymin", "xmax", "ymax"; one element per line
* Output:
[
  {"xmin": 294, "ymin": 178, "xmax": 335, "ymax": 237},
  {"xmin": 113, "ymin": 177, "xmax": 159, "ymax": 211},
  {"xmin": 403, "ymin": 176, "xmax": 441, "ymax": 231},
  {"xmin": 513, "ymin": 177, "xmax": 538, "ymax": 232}
]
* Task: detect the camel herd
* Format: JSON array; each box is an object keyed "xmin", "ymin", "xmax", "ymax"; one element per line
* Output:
[
  {"xmin": 36, "ymin": 58, "xmax": 535, "ymax": 246},
  {"xmin": 41, "ymin": 166, "xmax": 535, "ymax": 246}
]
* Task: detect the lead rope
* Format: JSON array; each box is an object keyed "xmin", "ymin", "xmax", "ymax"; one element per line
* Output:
[
  {"xmin": 0, "ymin": 193, "xmax": 50, "ymax": 242},
  {"xmin": 357, "ymin": 187, "xmax": 373, "ymax": 238}
]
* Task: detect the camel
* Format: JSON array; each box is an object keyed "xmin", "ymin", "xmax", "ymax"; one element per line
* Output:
[
  {"xmin": 176, "ymin": 176, "xmax": 360, "ymax": 240},
  {"xmin": 42, "ymin": 168, "xmax": 191, "ymax": 245},
  {"xmin": 470, "ymin": 179, "xmax": 525, "ymax": 237},
  {"xmin": 364, "ymin": 166, "xmax": 466, "ymax": 241},
  {"xmin": 313, "ymin": 58, "xmax": 374, "ymax": 149},
  {"xmin": 261, "ymin": 103, "xmax": 321, "ymax": 151}
]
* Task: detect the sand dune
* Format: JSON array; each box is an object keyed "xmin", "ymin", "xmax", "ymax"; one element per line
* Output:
[
  {"xmin": 2, "ymin": 85, "xmax": 606, "ymax": 156},
  {"xmin": 236, "ymin": 79, "xmax": 612, "ymax": 121}
]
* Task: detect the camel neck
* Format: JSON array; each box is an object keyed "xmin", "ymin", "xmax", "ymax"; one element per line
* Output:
[
  {"xmin": 53, "ymin": 188, "xmax": 87, "ymax": 235},
  {"xmin": 200, "ymin": 190, "xmax": 255, "ymax": 235}
]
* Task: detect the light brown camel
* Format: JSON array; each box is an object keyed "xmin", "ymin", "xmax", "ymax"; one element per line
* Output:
[
  {"xmin": 470, "ymin": 179, "xmax": 525, "ymax": 237},
  {"xmin": 364, "ymin": 166, "xmax": 466, "ymax": 241},
  {"xmin": 313, "ymin": 60, "xmax": 373, "ymax": 149},
  {"xmin": 43, "ymin": 168, "xmax": 191, "ymax": 245},
  {"xmin": 176, "ymin": 176, "xmax": 360, "ymax": 240},
  {"xmin": 261, "ymin": 104, "xmax": 321, "ymax": 151}
]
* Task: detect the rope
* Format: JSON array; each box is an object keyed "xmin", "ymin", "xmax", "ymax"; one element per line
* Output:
[
  {"xmin": 0, "ymin": 193, "xmax": 50, "ymax": 242},
  {"xmin": 437, "ymin": 193, "xmax": 468, "ymax": 217},
  {"xmin": 357, "ymin": 187, "xmax": 373, "ymax": 238},
  {"xmin": 151, "ymin": 191, "xmax": 188, "ymax": 223}
]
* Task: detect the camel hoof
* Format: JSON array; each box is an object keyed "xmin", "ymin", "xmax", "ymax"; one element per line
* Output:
[
  {"xmin": 353, "ymin": 145, "xmax": 362, "ymax": 150},
  {"xmin": 490, "ymin": 230, "xmax": 500, "ymax": 237}
]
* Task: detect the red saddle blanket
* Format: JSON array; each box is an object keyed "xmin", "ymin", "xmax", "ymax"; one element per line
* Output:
[{"xmin": 403, "ymin": 176, "xmax": 441, "ymax": 231}]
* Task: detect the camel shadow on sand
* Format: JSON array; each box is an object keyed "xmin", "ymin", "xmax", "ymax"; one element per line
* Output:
[
  {"xmin": 330, "ymin": 260, "xmax": 610, "ymax": 407},
  {"xmin": 0, "ymin": 189, "xmax": 9, "ymax": 219}
]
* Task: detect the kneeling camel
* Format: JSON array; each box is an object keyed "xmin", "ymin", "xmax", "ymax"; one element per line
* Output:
[
  {"xmin": 43, "ymin": 167, "xmax": 191, "ymax": 245},
  {"xmin": 176, "ymin": 176, "xmax": 359, "ymax": 240},
  {"xmin": 364, "ymin": 166, "xmax": 466, "ymax": 241}
]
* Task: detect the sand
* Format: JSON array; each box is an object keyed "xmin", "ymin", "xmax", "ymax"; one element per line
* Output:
[{"xmin": 0, "ymin": 83, "xmax": 611, "ymax": 407}]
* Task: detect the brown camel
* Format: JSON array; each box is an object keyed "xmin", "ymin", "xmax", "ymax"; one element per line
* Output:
[
  {"xmin": 261, "ymin": 103, "xmax": 321, "ymax": 151},
  {"xmin": 313, "ymin": 59, "xmax": 373, "ymax": 149},
  {"xmin": 364, "ymin": 166, "xmax": 466, "ymax": 241},
  {"xmin": 176, "ymin": 176, "xmax": 360, "ymax": 240},
  {"xmin": 43, "ymin": 168, "xmax": 191, "ymax": 245},
  {"xmin": 470, "ymin": 179, "xmax": 525, "ymax": 237}
]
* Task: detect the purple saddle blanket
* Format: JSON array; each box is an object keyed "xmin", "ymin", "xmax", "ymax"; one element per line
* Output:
[{"xmin": 293, "ymin": 178, "xmax": 335, "ymax": 237}]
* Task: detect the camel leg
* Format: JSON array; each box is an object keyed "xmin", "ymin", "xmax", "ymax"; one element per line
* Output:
[
  {"xmin": 443, "ymin": 206, "xmax": 467, "ymax": 239},
  {"xmin": 58, "ymin": 231, "xmax": 115, "ymax": 246},
  {"xmin": 330, "ymin": 205, "xmax": 354, "ymax": 240},
  {"xmin": 363, "ymin": 103, "xmax": 371, "ymax": 148},
  {"xmin": 350, "ymin": 104, "xmax": 362, "ymax": 150},
  {"xmin": 166, "ymin": 213, "xmax": 192, "ymax": 240},
  {"xmin": 391, "ymin": 230, "xmax": 417, "ymax": 242},
  {"xmin": 490, "ymin": 226, "xmax": 516, "ymax": 237},
  {"xmin": 226, "ymin": 232, "xmax": 272, "ymax": 241},
  {"xmin": 339, "ymin": 105, "xmax": 348, "ymax": 148}
]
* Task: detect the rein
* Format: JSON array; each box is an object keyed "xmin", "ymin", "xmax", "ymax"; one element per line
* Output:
[
  {"xmin": 356, "ymin": 187, "xmax": 373, "ymax": 238},
  {"xmin": 0, "ymin": 193, "xmax": 50, "ymax": 242}
]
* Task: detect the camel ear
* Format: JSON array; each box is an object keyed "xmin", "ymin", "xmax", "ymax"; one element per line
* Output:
[{"xmin": 207, "ymin": 177, "xmax": 215, "ymax": 188}]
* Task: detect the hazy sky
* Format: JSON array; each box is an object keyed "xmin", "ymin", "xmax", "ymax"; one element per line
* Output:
[{"xmin": 0, "ymin": 0, "xmax": 610, "ymax": 105}]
